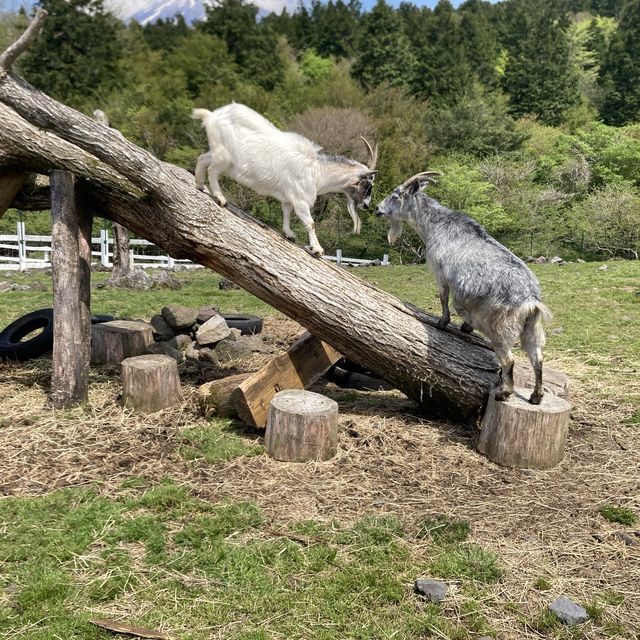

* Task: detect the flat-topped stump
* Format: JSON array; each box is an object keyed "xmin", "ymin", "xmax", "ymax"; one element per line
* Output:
[
  {"xmin": 121, "ymin": 354, "xmax": 183, "ymax": 413},
  {"xmin": 477, "ymin": 388, "xmax": 572, "ymax": 469},
  {"xmin": 265, "ymin": 389, "xmax": 339, "ymax": 462},
  {"xmin": 92, "ymin": 320, "xmax": 154, "ymax": 365}
]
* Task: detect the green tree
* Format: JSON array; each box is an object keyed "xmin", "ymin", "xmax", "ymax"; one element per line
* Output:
[
  {"xmin": 599, "ymin": 0, "xmax": 640, "ymax": 125},
  {"xmin": 351, "ymin": 0, "xmax": 415, "ymax": 90},
  {"xmin": 459, "ymin": 0, "xmax": 500, "ymax": 88},
  {"xmin": 501, "ymin": 1, "xmax": 580, "ymax": 125},
  {"xmin": 21, "ymin": 0, "xmax": 122, "ymax": 108},
  {"xmin": 200, "ymin": 0, "xmax": 284, "ymax": 91},
  {"xmin": 411, "ymin": 0, "xmax": 472, "ymax": 104}
]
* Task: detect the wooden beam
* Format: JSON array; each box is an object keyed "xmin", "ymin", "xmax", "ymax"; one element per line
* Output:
[{"xmin": 231, "ymin": 332, "xmax": 341, "ymax": 427}]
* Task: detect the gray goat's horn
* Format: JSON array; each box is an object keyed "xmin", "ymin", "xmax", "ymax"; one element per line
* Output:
[
  {"xmin": 361, "ymin": 136, "xmax": 378, "ymax": 171},
  {"xmin": 400, "ymin": 170, "xmax": 442, "ymax": 190}
]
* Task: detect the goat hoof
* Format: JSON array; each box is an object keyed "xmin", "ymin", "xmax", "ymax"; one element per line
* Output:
[
  {"xmin": 436, "ymin": 320, "xmax": 449, "ymax": 330},
  {"xmin": 460, "ymin": 322, "xmax": 474, "ymax": 333},
  {"xmin": 284, "ymin": 233, "xmax": 297, "ymax": 242},
  {"xmin": 528, "ymin": 392, "xmax": 543, "ymax": 405}
]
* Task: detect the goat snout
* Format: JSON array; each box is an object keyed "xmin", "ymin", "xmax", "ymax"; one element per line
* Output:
[{"xmin": 375, "ymin": 206, "xmax": 385, "ymax": 217}]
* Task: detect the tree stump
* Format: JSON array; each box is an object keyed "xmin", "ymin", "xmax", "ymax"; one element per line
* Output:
[
  {"xmin": 92, "ymin": 320, "xmax": 153, "ymax": 365},
  {"xmin": 513, "ymin": 362, "xmax": 570, "ymax": 399},
  {"xmin": 477, "ymin": 388, "xmax": 572, "ymax": 469},
  {"xmin": 198, "ymin": 372, "xmax": 253, "ymax": 418},
  {"xmin": 265, "ymin": 390, "xmax": 338, "ymax": 462},
  {"xmin": 121, "ymin": 354, "xmax": 182, "ymax": 413}
]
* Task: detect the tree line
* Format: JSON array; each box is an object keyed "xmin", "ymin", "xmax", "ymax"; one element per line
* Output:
[{"xmin": 0, "ymin": 0, "xmax": 638, "ymax": 260}]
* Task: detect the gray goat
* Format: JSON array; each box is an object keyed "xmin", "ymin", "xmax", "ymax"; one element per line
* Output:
[{"xmin": 376, "ymin": 171, "xmax": 552, "ymax": 404}]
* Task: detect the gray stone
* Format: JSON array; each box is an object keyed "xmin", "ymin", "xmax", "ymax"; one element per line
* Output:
[
  {"xmin": 214, "ymin": 338, "xmax": 252, "ymax": 363},
  {"xmin": 197, "ymin": 305, "xmax": 219, "ymax": 323},
  {"xmin": 196, "ymin": 314, "xmax": 231, "ymax": 345},
  {"xmin": 228, "ymin": 328, "xmax": 242, "ymax": 341},
  {"xmin": 150, "ymin": 314, "xmax": 174, "ymax": 341},
  {"xmin": 549, "ymin": 256, "xmax": 563, "ymax": 264},
  {"xmin": 533, "ymin": 256, "xmax": 548, "ymax": 264},
  {"xmin": 184, "ymin": 342, "xmax": 201, "ymax": 361},
  {"xmin": 548, "ymin": 596, "xmax": 589, "ymax": 625},
  {"xmin": 219, "ymin": 277, "xmax": 240, "ymax": 290},
  {"xmin": 169, "ymin": 334, "xmax": 193, "ymax": 351},
  {"xmin": 106, "ymin": 268, "xmax": 153, "ymax": 290},
  {"xmin": 577, "ymin": 258, "xmax": 586, "ymax": 263},
  {"xmin": 161, "ymin": 304, "xmax": 198, "ymax": 330},
  {"xmin": 196, "ymin": 346, "xmax": 219, "ymax": 365},
  {"xmin": 148, "ymin": 341, "xmax": 183, "ymax": 363},
  {"xmin": 11, "ymin": 284, "xmax": 30, "ymax": 291},
  {"xmin": 0, "ymin": 282, "xmax": 12, "ymax": 293},
  {"xmin": 598, "ymin": 264, "xmax": 608, "ymax": 271},
  {"xmin": 414, "ymin": 579, "xmax": 447, "ymax": 603},
  {"xmin": 151, "ymin": 270, "xmax": 182, "ymax": 290}
]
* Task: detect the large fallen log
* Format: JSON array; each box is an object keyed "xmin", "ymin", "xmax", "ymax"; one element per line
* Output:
[{"xmin": 0, "ymin": 11, "xmax": 500, "ymax": 423}]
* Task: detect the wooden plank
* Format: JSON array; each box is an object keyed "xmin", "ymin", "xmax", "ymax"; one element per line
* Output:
[
  {"xmin": 0, "ymin": 173, "xmax": 28, "ymax": 218},
  {"xmin": 231, "ymin": 332, "xmax": 341, "ymax": 427}
]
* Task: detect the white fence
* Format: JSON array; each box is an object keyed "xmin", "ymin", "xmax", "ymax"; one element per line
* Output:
[{"xmin": 0, "ymin": 221, "xmax": 390, "ymax": 272}]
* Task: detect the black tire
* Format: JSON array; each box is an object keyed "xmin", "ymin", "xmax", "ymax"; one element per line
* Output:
[
  {"xmin": 220, "ymin": 313, "xmax": 263, "ymax": 335},
  {"xmin": 91, "ymin": 314, "xmax": 116, "ymax": 324},
  {"xmin": 0, "ymin": 308, "xmax": 54, "ymax": 362}
]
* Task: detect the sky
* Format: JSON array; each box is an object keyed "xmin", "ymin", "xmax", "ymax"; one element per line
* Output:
[{"xmin": 1, "ymin": 0, "xmax": 499, "ymax": 18}]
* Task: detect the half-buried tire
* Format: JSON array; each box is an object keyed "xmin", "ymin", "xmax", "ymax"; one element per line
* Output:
[
  {"xmin": 221, "ymin": 313, "xmax": 263, "ymax": 335},
  {"xmin": 0, "ymin": 308, "xmax": 54, "ymax": 361}
]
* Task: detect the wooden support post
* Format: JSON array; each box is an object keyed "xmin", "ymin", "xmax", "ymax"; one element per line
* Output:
[
  {"xmin": 92, "ymin": 320, "xmax": 153, "ymax": 365},
  {"xmin": 477, "ymin": 388, "xmax": 572, "ymax": 469},
  {"xmin": 121, "ymin": 354, "xmax": 183, "ymax": 413},
  {"xmin": 198, "ymin": 372, "xmax": 253, "ymax": 418},
  {"xmin": 231, "ymin": 332, "xmax": 341, "ymax": 427},
  {"xmin": 265, "ymin": 390, "xmax": 338, "ymax": 462},
  {"xmin": 49, "ymin": 170, "xmax": 91, "ymax": 408}
]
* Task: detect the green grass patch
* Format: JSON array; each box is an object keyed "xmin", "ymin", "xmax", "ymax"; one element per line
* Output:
[
  {"xmin": 429, "ymin": 544, "xmax": 503, "ymax": 584},
  {"xmin": 533, "ymin": 576, "xmax": 552, "ymax": 591},
  {"xmin": 598, "ymin": 504, "xmax": 638, "ymax": 525},
  {"xmin": 417, "ymin": 515, "xmax": 471, "ymax": 544},
  {"xmin": 178, "ymin": 418, "xmax": 263, "ymax": 463}
]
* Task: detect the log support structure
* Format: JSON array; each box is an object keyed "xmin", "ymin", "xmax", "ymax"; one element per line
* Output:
[
  {"xmin": 49, "ymin": 170, "xmax": 92, "ymax": 408},
  {"xmin": 0, "ymin": 10, "xmax": 573, "ymax": 470},
  {"xmin": 122, "ymin": 354, "xmax": 183, "ymax": 413}
]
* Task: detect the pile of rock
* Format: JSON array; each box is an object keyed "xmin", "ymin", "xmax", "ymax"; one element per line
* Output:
[{"xmin": 146, "ymin": 304, "xmax": 269, "ymax": 365}]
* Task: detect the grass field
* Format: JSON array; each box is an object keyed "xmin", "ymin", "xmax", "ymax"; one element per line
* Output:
[{"xmin": 0, "ymin": 261, "xmax": 639, "ymax": 640}]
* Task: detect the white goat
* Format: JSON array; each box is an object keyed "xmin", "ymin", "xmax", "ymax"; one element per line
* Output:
[
  {"xmin": 192, "ymin": 103, "xmax": 378, "ymax": 255},
  {"xmin": 376, "ymin": 171, "xmax": 552, "ymax": 404}
]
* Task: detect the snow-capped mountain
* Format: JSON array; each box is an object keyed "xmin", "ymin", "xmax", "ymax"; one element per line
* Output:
[{"xmin": 0, "ymin": 0, "xmax": 298, "ymax": 23}]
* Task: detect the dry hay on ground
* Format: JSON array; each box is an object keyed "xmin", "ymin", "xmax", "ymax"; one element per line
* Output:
[{"xmin": 0, "ymin": 315, "xmax": 638, "ymax": 638}]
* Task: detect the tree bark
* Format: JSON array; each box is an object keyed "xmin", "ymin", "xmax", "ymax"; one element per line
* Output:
[
  {"xmin": 49, "ymin": 170, "xmax": 90, "ymax": 408},
  {"xmin": 0, "ymin": 35, "xmax": 501, "ymax": 423},
  {"xmin": 265, "ymin": 390, "xmax": 339, "ymax": 462},
  {"xmin": 94, "ymin": 109, "xmax": 131, "ymax": 278},
  {"xmin": 121, "ymin": 354, "xmax": 183, "ymax": 414}
]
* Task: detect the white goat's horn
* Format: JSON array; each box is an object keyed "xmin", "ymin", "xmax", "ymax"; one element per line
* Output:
[
  {"xmin": 361, "ymin": 136, "xmax": 378, "ymax": 171},
  {"xmin": 400, "ymin": 170, "xmax": 442, "ymax": 190}
]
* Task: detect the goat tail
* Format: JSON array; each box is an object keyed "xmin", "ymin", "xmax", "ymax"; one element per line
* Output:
[
  {"xmin": 191, "ymin": 108, "xmax": 212, "ymax": 125},
  {"xmin": 521, "ymin": 300, "xmax": 552, "ymax": 352}
]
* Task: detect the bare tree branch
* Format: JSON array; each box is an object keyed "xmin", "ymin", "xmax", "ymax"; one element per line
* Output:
[{"xmin": 0, "ymin": 8, "xmax": 47, "ymax": 72}]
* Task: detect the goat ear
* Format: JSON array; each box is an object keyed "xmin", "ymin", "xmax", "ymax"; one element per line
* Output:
[
  {"xmin": 407, "ymin": 178, "xmax": 422, "ymax": 195},
  {"xmin": 361, "ymin": 171, "xmax": 377, "ymax": 180}
]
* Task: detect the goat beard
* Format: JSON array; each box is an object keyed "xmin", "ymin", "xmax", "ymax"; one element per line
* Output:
[{"xmin": 388, "ymin": 220, "xmax": 403, "ymax": 245}]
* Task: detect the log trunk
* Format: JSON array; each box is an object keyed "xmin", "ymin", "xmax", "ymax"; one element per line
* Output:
[
  {"xmin": 477, "ymin": 388, "xmax": 571, "ymax": 469},
  {"xmin": 265, "ymin": 390, "xmax": 339, "ymax": 462},
  {"xmin": 121, "ymin": 354, "xmax": 183, "ymax": 414},
  {"xmin": 111, "ymin": 222, "xmax": 131, "ymax": 278},
  {"xmin": 198, "ymin": 372, "xmax": 253, "ymax": 418},
  {"xmin": 92, "ymin": 320, "xmax": 154, "ymax": 365},
  {"xmin": 0, "ymin": 24, "xmax": 501, "ymax": 423},
  {"xmin": 49, "ymin": 170, "xmax": 91, "ymax": 408}
]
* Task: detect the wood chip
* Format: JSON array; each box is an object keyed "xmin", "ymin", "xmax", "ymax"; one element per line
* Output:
[{"xmin": 89, "ymin": 619, "xmax": 172, "ymax": 639}]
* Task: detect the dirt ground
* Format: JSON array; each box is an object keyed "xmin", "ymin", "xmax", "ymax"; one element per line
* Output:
[{"xmin": 0, "ymin": 316, "xmax": 638, "ymax": 639}]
